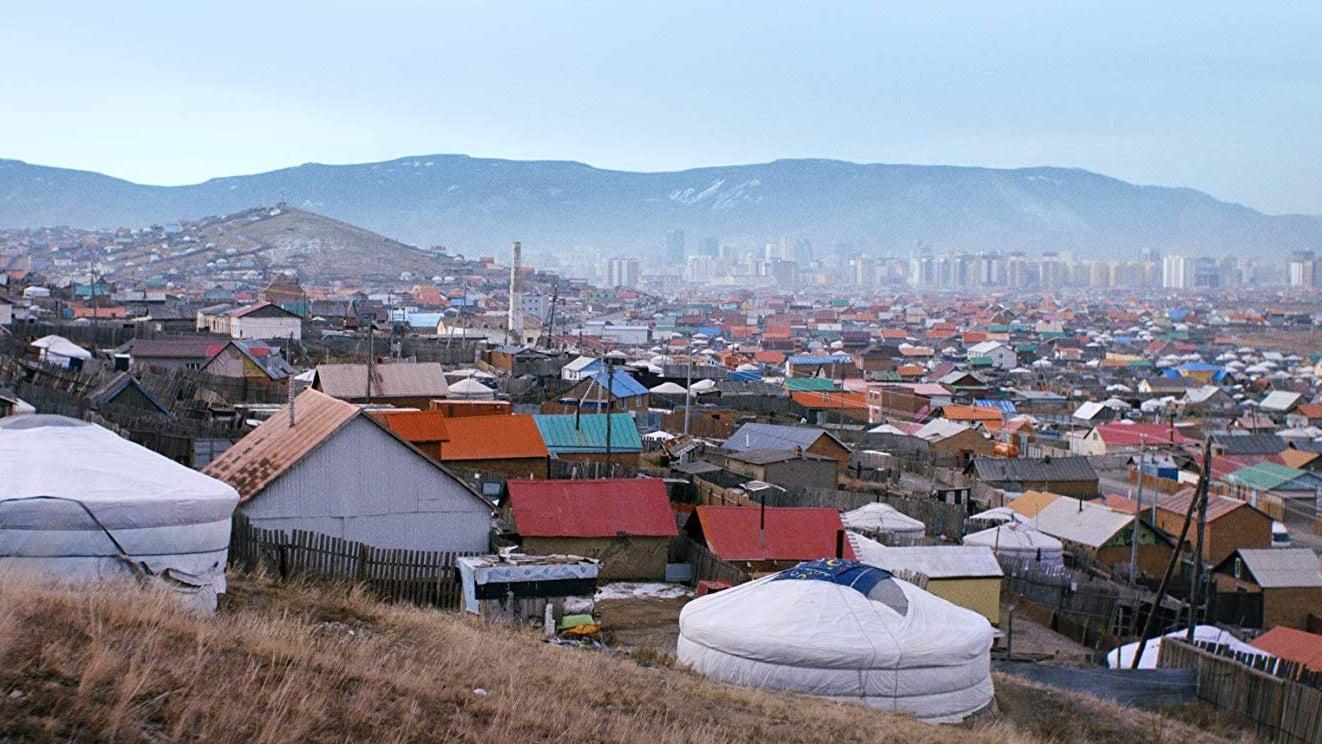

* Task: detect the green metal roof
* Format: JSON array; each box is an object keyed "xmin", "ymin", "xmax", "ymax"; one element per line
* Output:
[
  {"xmin": 784, "ymin": 377, "xmax": 838, "ymax": 392},
  {"xmin": 968, "ymin": 356, "xmax": 994, "ymax": 367},
  {"xmin": 533, "ymin": 413, "xmax": 642, "ymax": 453},
  {"xmin": 1229, "ymin": 462, "xmax": 1310, "ymax": 491}
]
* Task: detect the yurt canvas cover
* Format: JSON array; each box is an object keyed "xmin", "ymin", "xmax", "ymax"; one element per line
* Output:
[
  {"xmin": 963, "ymin": 522, "xmax": 1064, "ymax": 570},
  {"xmin": 677, "ymin": 559, "xmax": 994, "ymax": 722},
  {"xmin": 841, "ymin": 502, "xmax": 926, "ymax": 536},
  {"xmin": 0, "ymin": 416, "xmax": 239, "ymax": 612}
]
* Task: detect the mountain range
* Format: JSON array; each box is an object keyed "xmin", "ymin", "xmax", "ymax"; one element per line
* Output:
[{"xmin": 2, "ymin": 155, "xmax": 1319, "ymax": 259}]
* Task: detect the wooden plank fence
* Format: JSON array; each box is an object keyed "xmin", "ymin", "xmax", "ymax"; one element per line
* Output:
[
  {"xmin": 1159, "ymin": 638, "xmax": 1322, "ymax": 744},
  {"xmin": 785, "ymin": 487, "xmax": 969, "ymax": 539},
  {"xmin": 670, "ymin": 535, "xmax": 749, "ymax": 587},
  {"xmin": 229, "ymin": 515, "xmax": 477, "ymax": 609}
]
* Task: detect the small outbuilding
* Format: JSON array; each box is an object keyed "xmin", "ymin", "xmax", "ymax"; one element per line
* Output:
[{"xmin": 503, "ymin": 478, "xmax": 677, "ymax": 580}]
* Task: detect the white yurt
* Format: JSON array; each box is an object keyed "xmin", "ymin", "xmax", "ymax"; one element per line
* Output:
[
  {"xmin": 1107, "ymin": 625, "xmax": 1270, "ymax": 669},
  {"xmin": 841, "ymin": 502, "xmax": 925, "ymax": 540},
  {"xmin": 677, "ymin": 559, "xmax": 995, "ymax": 723},
  {"xmin": 0, "ymin": 415, "xmax": 239, "ymax": 612},
  {"xmin": 964, "ymin": 506, "xmax": 1025, "ymax": 530},
  {"xmin": 446, "ymin": 376, "xmax": 496, "ymax": 400},
  {"xmin": 649, "ymin": 381, "xmax": 688, "ymax": 395},
  {"xmin": 30, "ymin": 335, "xmax": 92, "ymax": 368},
  {"xmin": 963, "ymin": 522, "xmax": 1063, "ymax": 570}
]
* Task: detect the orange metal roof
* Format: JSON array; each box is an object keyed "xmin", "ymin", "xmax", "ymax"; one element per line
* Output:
[
  {"xmin": 790, "ymin": 391, "xmax": 867, "ymax": 410},
  {"xmin": 436, "ymin": 414, "xmax": 548, "ymax": 461},
  {"xmin": 1007, "ymin": 490, "xmax": 1061, "ymax": 518},
  {"xmin": 942, "ymin": 404, "xmax": 1004, "ymax": 422},
  {"xmin": 372, "ymin": 410, "xmax": 449, "ymax": 444},
  {"xmin": 1280, "ymin": 449, "xmax": 1320, "ymax": 469}
]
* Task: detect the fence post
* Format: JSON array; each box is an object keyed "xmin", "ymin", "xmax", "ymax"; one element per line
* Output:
[{"xmin": 356, "ymin": 542, "xmax": 370, "ymax": 581}]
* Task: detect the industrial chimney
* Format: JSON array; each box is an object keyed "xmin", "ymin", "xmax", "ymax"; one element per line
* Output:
[{"xmin": 508, "ymin": 241, "xmax": 523, "ymax": 345}]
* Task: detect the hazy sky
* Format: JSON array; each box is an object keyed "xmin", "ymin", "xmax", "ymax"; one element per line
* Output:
[{"xmin": 3, "ymin": 2, "xmax": 1319, "ymax": 213}]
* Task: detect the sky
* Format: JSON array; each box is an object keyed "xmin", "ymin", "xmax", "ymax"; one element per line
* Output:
[{"xmin": 2, "ymin": 2, "xmax": 1320, "ymax": 214}]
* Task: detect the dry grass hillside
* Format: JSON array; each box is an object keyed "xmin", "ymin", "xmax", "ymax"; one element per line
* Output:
[
  {"xmin": 0, "ymin": 570, "xmax": 1244, "ymax": 743},
  {"xmin": 130, "ymin": 207, "xmax": 445, "ymax": 282}
]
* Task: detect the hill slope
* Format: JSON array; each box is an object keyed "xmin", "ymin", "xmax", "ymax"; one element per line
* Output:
[
  {"xmin": 2, "ymin": 156, "xmax": 1319, "ymax": 258},
  {"xmin": 0, "ymin": 571, "xmax": 1239, "ymax": 743},
  {"xmin": 158, "ymin": 206, "xmax": 446, "ymax": 280}
]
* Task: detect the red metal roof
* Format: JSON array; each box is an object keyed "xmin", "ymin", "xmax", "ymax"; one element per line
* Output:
[
  {"xmin": 1251, "ymin": 627, "xmax": 1322, "ymax": 673},
  {"xmin": 692, "ymin": 505, "xmax": 854, "ymax": 562},
  {"xmin": 506, "ymin": 478, "xmax": 676, "ymax": 538},
  {"xmin": 1093, "ymin": 422, "xmax": 1190, "ymax": 446}
]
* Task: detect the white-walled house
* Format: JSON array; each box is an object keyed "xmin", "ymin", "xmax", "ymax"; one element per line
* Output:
[
  {"xmin": 965, "ymin": 341, "xmax": 1017, "ymax": 371},
  {"xmin": 204, "ymin": 389, "xmax": 492, "ymax": 552},
  {"xmin": 226, "ymin": 302, "xmax": 303, "ymax": 340}
]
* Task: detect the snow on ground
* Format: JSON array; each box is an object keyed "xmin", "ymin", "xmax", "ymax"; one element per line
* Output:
[{"xmin": 595, "ymin": 582, "xmax": 693, "ymax": 601}]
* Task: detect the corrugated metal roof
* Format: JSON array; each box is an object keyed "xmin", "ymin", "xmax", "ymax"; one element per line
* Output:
[
  {"xmin": 533, "ymin": 413, "xmax": 642, "ymax": 453},
  {"xmin": 784, "ymin": 377, "xmax": 837, "ymax": 392},
  {"xmin": 372, "ymin": 410, "xmax": 449, "ymax": 444},
  {"xmin": 1156, "ymin": 490, "xmax": 1258, "ymax": 523},
  {"xmin": 1023, "ymin": 497, "xmax": 1132, "ymax": 549},
  {"xmin": 314, "ymin": 362, "xmax": 449, "ymax": 400},
  {"xmin": 693, "ymin": 505, "xmax": 853, "ymax": 562},
  {"xmin": 1212, "ymin": 433, "xmax": 1286, "ymax": 456},
  {"xmin": 205, "ymin": 389, "xmax": 491, "ymax": 507},
  {"xmin": 973, "ymin": 456, "xmax": 1098, "ymax": 484},
  {"xmin": 849, "ymin": 537, "xmax": 1003, "ymax": 579},
  {"xmin": 204, "ymin": 389, "xmax": 361, "ymax": 501},
  {"xmin": 588, "ymin": 369, "xmax": 649, "ymax": 398},
  {"xmin": 725, "ymin": 423, "xmax": 839, "ymax": 453},
  {"xmin": 439, "ymin": 415, "xmax": 548, "ymax": 461},
  {"xmin": 506, "ymin": 478, "xmax": 676, "ymax": 538},
  {"xmin": 1250, "ymin": 627, "xmax": 1322, "ymax": 672},
  {"xmin": 1234, "ymin": 548, "xmax": 1322, "ymax": 588},
  {"xmin": 1228, "ymin": 462, "xmax": 1316, "ymax": 491}
]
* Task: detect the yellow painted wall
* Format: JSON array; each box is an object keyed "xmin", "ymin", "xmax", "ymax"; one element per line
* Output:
[{"xmin": 927, "ymin": 578, "xmax": 1001, "ymax": 626}]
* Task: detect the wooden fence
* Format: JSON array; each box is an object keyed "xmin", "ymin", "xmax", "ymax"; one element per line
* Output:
[
  {"xmin": 783, "ymin": 488, "xmax": 969, "ymax": 539},
  {"xmin": 1158, "ymin": 638, "xmax": 1322, "ymax": 744},
  {"xmin": 670, "ymin": 535, "xmax": 749, "ymax": 587},
  {"xmin": 229, "ymin": 515, "xmax": 477, "ymax": 609}
]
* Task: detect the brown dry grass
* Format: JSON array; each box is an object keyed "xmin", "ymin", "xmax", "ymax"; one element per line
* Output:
[
  {"xmin": 0, "ymin": 569, "xmax": 1252, "ymax": 744},
  {"xmin": 0, "ymin": 570, "xmax": 1004, "ymax": 744},
  {"xmin": 992, "ymin": 673, "xmax": 1250, "ymax": 744}
]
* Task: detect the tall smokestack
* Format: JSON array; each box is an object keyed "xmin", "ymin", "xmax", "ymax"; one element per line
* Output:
[{"xmin": 508, "ymin": 241, "xmax": 523, "ymax": 345}]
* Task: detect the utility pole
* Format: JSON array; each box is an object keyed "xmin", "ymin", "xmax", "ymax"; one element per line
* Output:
[
  {"xmin": 365, "ymin": 321, "xmax": 374, "ymax": 404},
  {"xmin": 683, "ymin": 349, "xmax": 692, "ymax": 436},
  {"xmin": 1130, "ymin": 437, "xmax": 1212, "ymax": 669},
  {"xmin": 1186, "ymin": 462, "xmax": 1210, "ymax": 642},
  {"xmin": 1129, "ymin": 436, "xmax": 1148, "ymax": 587},
  {"xmin": 604, "ymin": 360, "xmax": 614, "ymax": 475}
]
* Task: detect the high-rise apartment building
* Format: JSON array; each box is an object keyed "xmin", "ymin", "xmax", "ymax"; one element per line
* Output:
[
  {"xmin": 1288, "ymin": 251, "xmax": 1317, "ymax": 288},
  {"xmin": 605, "ymin": 256, "xmax": 640, "ymax": 288}
]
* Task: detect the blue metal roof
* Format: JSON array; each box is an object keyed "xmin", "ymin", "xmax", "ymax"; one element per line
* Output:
[
  {"xmin": 788, "ymin": 355, "xmax": 845, "ymax": 365},
  {"xmin": 589, "ymin": 370, "xmax": 649, "ymax": 398},
  {"xmin": 975, "ymin": 399, "xmax": 1017, "ymax": 414}
]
